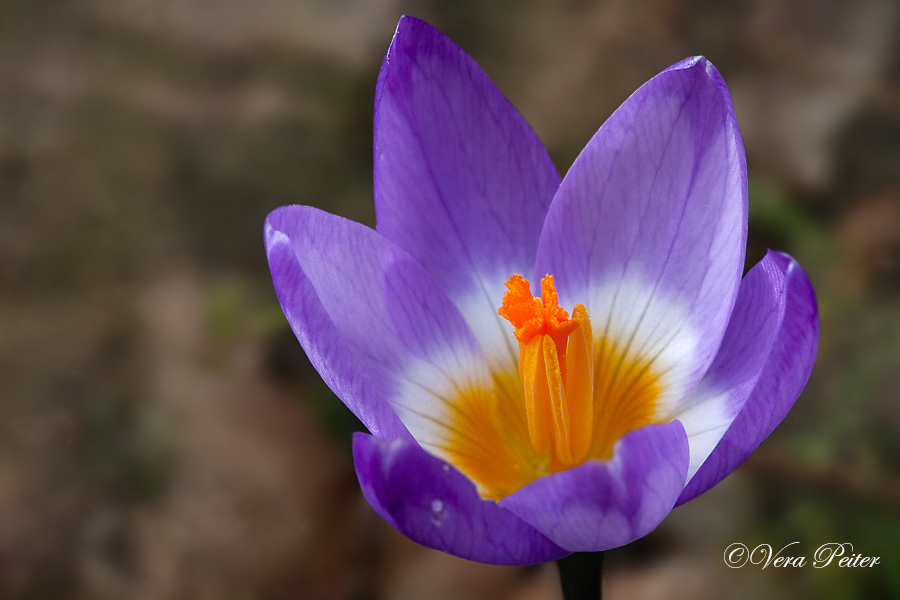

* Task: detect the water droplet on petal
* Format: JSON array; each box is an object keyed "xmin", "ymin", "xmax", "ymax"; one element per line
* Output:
[{"xmin": 429, "ymin": 499, "xmax": 446, "ymax": 526}]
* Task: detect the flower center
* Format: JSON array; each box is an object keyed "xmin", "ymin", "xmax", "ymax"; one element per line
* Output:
[
  {"xmin": 498, "ymin": 274, "xmax": 594, "ymax": 467},
  {"xmin": 434, "ymin": 272, "xmax": 664, "ymax": 501}
]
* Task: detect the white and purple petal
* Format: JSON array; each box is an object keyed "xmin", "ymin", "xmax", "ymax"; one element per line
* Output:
[
  {"xmin": 535, "ymin": 57, "xmax": 747, "ymax": 415},
  {"xmin": 353, "ymin": 433, "xmax": 569, "ymax": 565},
  {"xmin": 265, "ymin": 205, "xmax": 492, "ymax": 446},
  {"xmin": 266, "ymin": 213, "xmax": 408, "ymax": 440},
  {"xmin": 672, "ymin": 250, "xmax": 790, "ymax": 485},
  {"xmin": 677, "ymin": 252, "xmax": 818, "ymax": 504},
  {"xmin": 499, "ymin": 422, "xmax": 689, "ymax": 552},
  {"xmin": 374, "ymin": 16, "xmax": 560, "ymax": 371}
]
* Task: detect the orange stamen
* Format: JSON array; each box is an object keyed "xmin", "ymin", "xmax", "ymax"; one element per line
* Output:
[{"xmin": 498, "ymin": 274, "xmax": 593, "ymax": 465}]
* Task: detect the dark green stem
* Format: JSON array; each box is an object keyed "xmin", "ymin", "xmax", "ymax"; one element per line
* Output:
[{"xmin": 556, "ymin": 551, "xmax": 604, "ymax": 600}]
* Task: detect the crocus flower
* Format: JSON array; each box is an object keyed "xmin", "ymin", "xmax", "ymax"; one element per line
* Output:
[{"xmin": 264, "ymin": 16, "xmax": 818, "ymax": 565}]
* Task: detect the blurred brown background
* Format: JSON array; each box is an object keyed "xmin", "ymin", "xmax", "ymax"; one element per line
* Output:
[{"xmin": 2, "ymin": 1, "xmax": 899, "ymax": 599}]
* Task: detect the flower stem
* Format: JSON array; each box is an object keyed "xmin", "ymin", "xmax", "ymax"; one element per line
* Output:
[{"xmin": 556, "ymin": 551, "xmax": 604, "ymax": 600}]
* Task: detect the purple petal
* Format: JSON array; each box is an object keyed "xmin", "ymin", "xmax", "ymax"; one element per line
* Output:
[
  {"xmin": 265, "ymin": 205, "xmax": 489, "ymax": 443},
  {"xmin": 499, "ymin": 422, "xmax": 689, "ymax": 552},
  {"xmin": 374, "ymin": 16, "xmax": 560, "ymax": 369},
  {"xmin": 535, "ymin": 57, "xmax": 747, "ymax": 411},
  {"xmin": 265, "ymin": 214, "xmax": 406, "ymax": 440},
  {"xmin": 353, "ymin": 432, "xmax": 569, "ymax": 565},
  {"xmin": 677, "ymin": 252, "xmax": 818, "ymax": 504},
  {"xmin": 673, "ymin": 250, "xmax": 791, "ymax": 484}
]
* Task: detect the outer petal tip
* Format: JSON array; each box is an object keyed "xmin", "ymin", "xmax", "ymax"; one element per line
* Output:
[
  {"xmin": 656, "ymin": 56, "xmax": 735, "ymax": 125},
  {"xmin": 386, "ymin": 15, "xmax": 443, "ymax": 60},
  {"xmin": 666, "ymin": 55, "xmax": 704, "ymax": 72},
  {"xmin": 661, "ymin": 56, "xmax": 724, "ymax": 85},
  {"xmin": 395, "ymin": 13, "xmax": 426, "ymax": 33},
  {"xmin": 263, "ymin": 206, "xmax": 293, "ymax": 253}
]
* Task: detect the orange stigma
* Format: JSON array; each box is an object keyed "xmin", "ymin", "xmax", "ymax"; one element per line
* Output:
[{"xmin": 498, "ymin": 274, "xmax": 577, "ymax": 353}]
